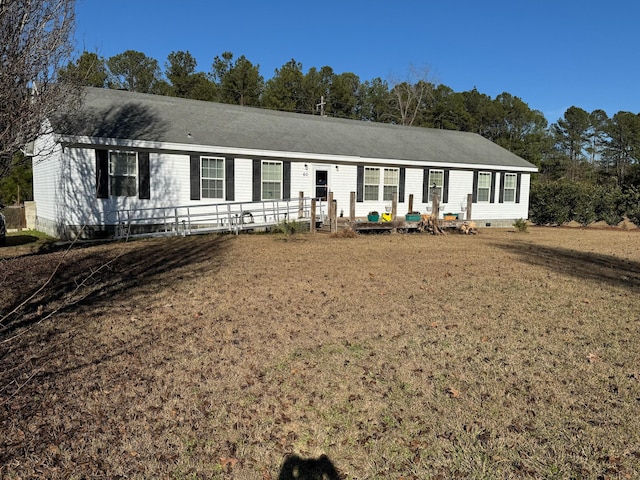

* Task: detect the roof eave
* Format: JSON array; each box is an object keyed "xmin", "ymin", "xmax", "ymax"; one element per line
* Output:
[{"xmin": 59, "ymin": 135, "xmax": 538, "ymax": 173}]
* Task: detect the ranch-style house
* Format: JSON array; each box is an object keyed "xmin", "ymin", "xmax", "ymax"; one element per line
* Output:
[{"xmin": 31, "ymin": 87, "xmax": 538, "ymax": 239}]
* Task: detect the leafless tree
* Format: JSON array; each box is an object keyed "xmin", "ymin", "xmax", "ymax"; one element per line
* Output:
[
  {"xmin": 0, "ymin": 0, "xmax": 78, "ymax": 179},
  {"xmin": 389, "ymin": 64, "xmax": 437, "ymax": 126}
]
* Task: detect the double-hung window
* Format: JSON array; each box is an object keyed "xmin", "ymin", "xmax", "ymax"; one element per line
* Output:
[
  {"xmin": 364, "ymin": 167, "xmax": 380, "ymax": 201},
  {"xmin": 201, "ymin": 156, "xmax": 224, "ymax": 199},
  {"xmin": 262, "ymin": 161, "xmax": 282, "ymax": 200},
  {"xmin": 477, "ymin": 172, "xmax": 492, "ymax": 202},
  {"xmin": 383, "ymin": 168, "xmax": 399, "ymax": 201},
  {"xmin": 109, "ymin": 151, "xmax": 137, "ymax": 197},
  {"xmin": 503, "ymin": 173, "xmax": 516, "ymax": 202},
  {"xmin": 428, "ymin": 169, "xmax": 444, "ymax": 201}
]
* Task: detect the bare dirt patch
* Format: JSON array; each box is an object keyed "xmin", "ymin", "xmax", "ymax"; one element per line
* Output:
[{"xmin": 2, "ymin": 228, "xmax": 640, "ymax": 479}]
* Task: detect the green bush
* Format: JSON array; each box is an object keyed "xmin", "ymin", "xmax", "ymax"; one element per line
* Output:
[
  {"xmin": 513, "ymin": 218, "xmax": 528, "ymax": 233},
  {"xmin": 271, "ymin": 219, "xmax": 309, "ymax": 235},
  {"xmin": 529, "ymin": 180, "xmax": 573, "ymax": 225},
  {"xmin": 530, "ymin": 180, "xmax": 624, "ymax": 226},
  {"xmin": 622, "ymin": 186, "xmax": 640, "ymax": 226},
  {"xmin": 594, "ymin": 183, "xmax": 624, "ymax": 225}
]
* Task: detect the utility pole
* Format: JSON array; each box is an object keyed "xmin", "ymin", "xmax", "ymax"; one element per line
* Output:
[{"xmin": 316, "ymin": 95, "xmax": 327, "ymax": 117}]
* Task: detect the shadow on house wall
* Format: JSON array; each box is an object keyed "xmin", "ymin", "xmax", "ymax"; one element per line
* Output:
[{"xmin": 53, "ymin": 103, "xmax": 177, "ymax": 239}]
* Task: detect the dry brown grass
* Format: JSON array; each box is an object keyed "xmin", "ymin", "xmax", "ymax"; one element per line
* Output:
[{"xmin": 1, "ymin": 227, "xmax": 640, "ymax": 479}]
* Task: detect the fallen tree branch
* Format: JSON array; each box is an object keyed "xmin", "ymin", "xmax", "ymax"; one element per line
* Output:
[{"xmin": 0, "ymin": 227, "xmax": 85, "ymax": 329}]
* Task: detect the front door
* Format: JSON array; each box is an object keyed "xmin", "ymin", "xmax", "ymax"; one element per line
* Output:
[{"xmin": 315, "ymin": 170, "xmax": 328, "ymax": 200}]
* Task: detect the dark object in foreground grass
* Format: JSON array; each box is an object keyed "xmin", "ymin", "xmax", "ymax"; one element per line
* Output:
[{"xmin": 278, "ymin": 454, "xmax": 341, "ymax": 480}]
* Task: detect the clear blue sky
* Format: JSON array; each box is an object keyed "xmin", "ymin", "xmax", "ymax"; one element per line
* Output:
[{"xmin": 74, "ymin": 0, "xmax": 640, "ymax": 124}]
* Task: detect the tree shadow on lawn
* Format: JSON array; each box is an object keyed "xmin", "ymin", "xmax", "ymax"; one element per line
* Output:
[
  {"xmin": 0, "ymin": 234, "xmax": 231, "ymax": 336},
  {"xmin": 0, "ymin": 235, "xmax": 40, "ymax": 247},
  {"xmin": 494, "ymin": 241, "xmax": 640, "ymax": 290}
]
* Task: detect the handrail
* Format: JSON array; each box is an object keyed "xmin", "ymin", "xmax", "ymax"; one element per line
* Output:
[{"xmin": 108, "ymin": 197, "xmax": 324, "ymax": 238}]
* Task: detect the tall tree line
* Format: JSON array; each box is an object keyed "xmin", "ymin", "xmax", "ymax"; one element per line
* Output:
[
  {"xmin": 57, "ymin": 49, "xmax": 640, "ymax": 224},
  {"xmin": 59, "ymin": 50, "xmax": 554, "ymax": 165},
  {"xmin": 6, "ymin": 42, "xmax": 640, "ymax": 217}
]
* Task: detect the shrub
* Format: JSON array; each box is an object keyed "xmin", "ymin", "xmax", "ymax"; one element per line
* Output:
[
  {"xmin": 330, "ymin": 227, "xmax": 358, "ymax": 238},
  {"xmin": 513, "ymin": 218, "xmax": 528, "ymax": 233},
  {"xmin": 627, "ymin": 208, "xmax": 640, "ymax": 226},
  {"xmin": 271, "ymin": 219, "xmax": 308, "ymax": 236},
  {"xmin": 622, "ymin": 186, "xmax": 640, "ymax": 226},
  {"xmin": 530, "ymin": 180, "xmax": 624, "ymax": 226},
  {"xmin": 529, "ymin": 180, "xmax": 572, "ymax": 225},
  {"xmin": 594, "ymin": 183, "xmax": 624, "ymax": 225}
]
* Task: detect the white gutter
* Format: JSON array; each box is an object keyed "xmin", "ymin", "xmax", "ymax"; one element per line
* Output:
[{"xmin": 58, "ymin": 135, "xmax": 539, "ymax": 173}]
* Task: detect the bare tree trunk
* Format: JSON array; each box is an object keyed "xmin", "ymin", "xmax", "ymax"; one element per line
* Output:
[
  {"xmin": 0, "ymin": 0, "xmax": 79, "ymax": 179},
  {"xmin": 389, "ymin": 65, "xmax": 435, "ymax": 126}
]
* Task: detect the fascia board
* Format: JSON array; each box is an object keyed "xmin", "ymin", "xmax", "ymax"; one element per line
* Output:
[{"xmin": 59, "ymin": 135, "xmax": 538, "ymax": 173}]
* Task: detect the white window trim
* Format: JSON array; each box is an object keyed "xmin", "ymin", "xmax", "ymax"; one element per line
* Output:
[
  {"xmin": 477, "ymin": 171, "xmax": 492, "ymax": 203},
  {"xmin": 364, "ymin": 166, "xmax": 380, "ymax": 201},
  {"xmin": 503, "ymin": 173, "xmax": 516, "ymax": 203},
  {"xmin": 108, "ymin": 150, "xmax": 137, "ymax": 197},
  {"xmin": 201, "ymin": 156, "xmax": 225, "ymax": 199},
  {"xmin": 261, "ymin": 160, "xmax": 283, "ymax": 200},
  {"xmin": 383, "ymin": 167, "xmax": 399, "ymax": 202},
  {"xmin": 428, "ymin": 169, "xmax": 444, "ymax": 202}
]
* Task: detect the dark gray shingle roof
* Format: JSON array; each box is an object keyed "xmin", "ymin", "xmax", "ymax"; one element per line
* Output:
[{"xmin": 55, "ymin": 87, "xmax": 537, "ymax": 170}]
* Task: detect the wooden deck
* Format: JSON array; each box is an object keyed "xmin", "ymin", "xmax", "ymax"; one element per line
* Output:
[{"xmin": 348, "ymin": 218, "xmax": 475, "ymax": 234}]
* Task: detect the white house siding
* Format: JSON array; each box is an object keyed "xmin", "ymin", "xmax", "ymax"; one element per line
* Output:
[
  {"xmin": 32, "ymin": 135, "xmax": 62, "ymax": 237},
  {"xmin": 155, "ymin": 153, "xmax": 188, "ymax": 205},
  {"xmin": 404, "ymin": 167, "xmax": 425, "ymax": 213},
  {"xmin": 33, "ymin": 145, "xmax": 533, "ymax": 239},
  {"xmin": 446, "ymin": 170, "xmax": 475, "ymax": 218},
  {"xmin": 292, "ymin": 164, "xmax": 531, "ymax": 223},
  {"xmin": 465, "ymin": 172, "xmax": 531, "ymax": 224},
  {"xmin": 290, "ymin": 161, "xmax": 310, "ymax": 197},
  {"xmin": 327, "ymin": 164, "xmax": 357, "ymax": 217},
  {"xmin": 234, "ymin": 158, "xmax": 253, "ymax": 203}
]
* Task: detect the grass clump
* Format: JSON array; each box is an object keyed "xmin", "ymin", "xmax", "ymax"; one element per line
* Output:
[
  {"xmin": 513, "ymin": 218, "xmax": 529, "ymax": 233},
  {"xmin": 271, "ymin": 219, "xmax": 309, "ymax": 236},
  {"xmin": 329, "ymin": 227, "xmax": 358, "ymax": 238}
]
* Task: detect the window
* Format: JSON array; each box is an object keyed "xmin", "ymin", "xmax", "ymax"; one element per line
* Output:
[
  {"xmin": 109, "ymin": 151, "xmax": 137, "ymax": 196},
  {"xmin": 428, "ymin": 169, "xmax": 444, "ymax": 201},
  {"xmin": 201, "ymin": 156, "xmax": 224, "ymax": 199},
  {"xmin": 364, "ymin": 167, "xmax": 380, "ymax": 201},
  {"xmin": 262, "ymin": 161, "xmax": 282, "ymax": 200},
  {"xmin": 503, "ymin": 173, "xmax": 516, "ymax": 202},
  {"xmin": 383, "ymin": 168, "xmax": 399, "ymax": 201},
  {"xmin": 477, "ymin": 172, "xmax": 492, "ymax": 202}
]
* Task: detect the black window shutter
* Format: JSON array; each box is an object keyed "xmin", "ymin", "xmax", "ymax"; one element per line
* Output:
[
  {"xmin": 498, "ymin": 172, "xmax": 505, "ymax": 203},
  {"xmin": 190, "ymin": 154, "xmax": 200, "ymax": 200},
  {"xmin": 96, "ymin": 149, "xmax": 109, "ymax": 198},
  {"xmin": 443, "ymin": 169, "xmax": 450, "ymax": 204},
  {"xmin": 422, "ymin": 168, "xmax": 429, "ymax": 203},
  {"xmin": 398, "ymin": 167, "xmax": 406, "ymax": 203},
  {"xmin": 225, "ymin": 157, "xmax": 235, "ymax": 201},
  {"xmin": 356, "ymin": 165, "xmax": 364, "ymax": 202},
  {"xmin": 283, "ymin": 161, "xmax": 291, "ymax": 199},
  {"xmin": 490, "ymin": 172, "xmax": 496, "ymax": 203},
  {"xmin": 138, "ymin": 152, "xmax": 150, "ymax": 200},
  {"xmin": 516, "ymin": 173, "xmax": 522, "ymax": 203},
  {"xmin": 472, "ymin": 170, "xmax": 478, "ymax": 203},
  {"xmin": 252, "ymin": 159, "xmax": 261, "ymax": 201}
]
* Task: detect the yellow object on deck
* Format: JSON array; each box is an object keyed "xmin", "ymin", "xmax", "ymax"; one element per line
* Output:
[{"xmin": 381, "ymin": 212, "xmax": 393, "ymax": 222}]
